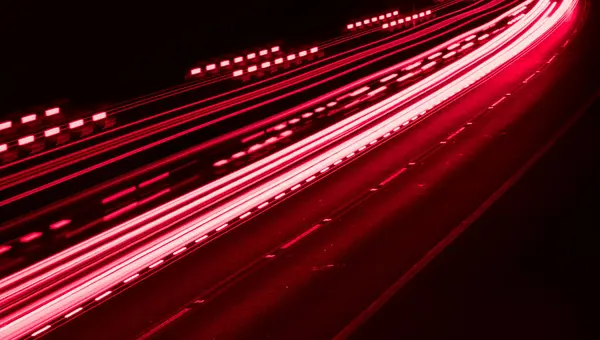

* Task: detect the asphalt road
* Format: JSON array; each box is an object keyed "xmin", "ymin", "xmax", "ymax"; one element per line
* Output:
[
  {"xmin": 41, "ymin": 1, "xmax": 594, "ymax": 339},
  {"xmin": 350, "ymin": 78, "xmax": 600, "ymax": 340},
  {"xmin": 0, "ymin": 0, "xmax": 500, "ymax": 260},
  {"xmin": 348, "ymin": 4, "xmax": 600, "ymax": 339}
]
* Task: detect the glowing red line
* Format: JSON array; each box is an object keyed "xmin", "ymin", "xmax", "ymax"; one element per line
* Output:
[
  {"xmin": 0, "ymin": 3, "xmax": 524, "ymax": 294},
  {"xmin": 368, "ymin": 86, "xmax": 387, "ymax": 96},
  {"xmin": 380, "ymin": 168, "xmax": 407, "ymax": 186},
  {"xmin": 2, "ymin": 1, "xmax": 564, "ymax": 334},
  {"xmin": 139, "ymin": 189, "xmax": 170, "ymax": 206},
  {"xmin": 351, "ymin": 86, "xmax": 370, "ymax": 96},
  {"xmin": 281, "ymin": 224, "xmax": 321, "ymax": 249},
  {"xmin": 380, "ymin": 73, "xmax": 398, "ymax": 82},
  {"xmin": 20, "ymin": 232, "xmax": 42, "ymax": 243},
  {"xmin": 102, "ymin": 202, "xmax": 138, "ymax": 222},
  {"xmin": 138, "ymin": 172, "xmax": 169, "ymax": 188},
  {"xmin": 0, "ymin": 0, "xmax": 489, "ymax": 173},
  {"xmin": 0, "ymin": 1, "xmax": 524, "ymax": 290},
  {"xmin": 0, "ymin": 0, "xmax": 507, "ymax": 193},
  {"xmin": 101, "ymin": 187, "xmax": 136, "ymax": 205},
  {"xmin": 49, "ymin": 220, "xmax": 71, "ymax": 230}
]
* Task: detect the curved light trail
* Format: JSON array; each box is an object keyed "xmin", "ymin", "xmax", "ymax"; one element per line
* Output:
[{"xmin": 0, "ymin": 0, "xmax": 578, "ymax": 338}]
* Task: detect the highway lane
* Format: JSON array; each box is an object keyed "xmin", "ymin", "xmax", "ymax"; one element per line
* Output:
[
  {"xmin": 34, "ymin": 1, "xmax": 584, "ymax": 338},
  {"xmin": 0, "ymin": 1, "xmax": 557, "ymax": 337},
  {"xmin": 0, "ymin": 0, "xmax": 487, "ymax": 226},
  {"xmin": 0, "ymin": 1, "xmax": 560, "ymax": 337},
  {"xmin": 0, "ymin": 0, "xmax": 458, "ymax": 179},
  {"xmin": 0, "ymin": 0, "xmax": 465, "ymax": 161},
  {"xmin": 350, "ymin": 58, "xmax": 599, "ymax": 340},
  {"xmin": 147, "ymin": 3, "xmax": 589, "ymax": 339},
  {"xmin": 350, "ymin": 101, "xmax": 600, "ymax": 340},
  {"xmin": 0, "ymin": 0, "xmax": 516, "ymax": 274}
]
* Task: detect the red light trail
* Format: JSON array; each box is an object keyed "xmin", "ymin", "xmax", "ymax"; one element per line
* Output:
[{"xmin": 0, "ymin": 0, "xmax": 579, "ymax": 338}]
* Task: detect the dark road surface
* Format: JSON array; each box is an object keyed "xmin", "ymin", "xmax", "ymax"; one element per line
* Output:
[
  {"xmin": 350, "ymin": 85, "xmax": 600, "ymax": 340},
  {"xmin": 43, "ymin": 1, "xmax": 598, "ymax": 339}
]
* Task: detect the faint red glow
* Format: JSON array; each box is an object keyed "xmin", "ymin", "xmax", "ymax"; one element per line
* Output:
[
  {"xmin": 139, "ymin": 172, "xmax": 169, "ymax": 188},
  {"xmin": 0, "ymin": 249, "xmax": 18, "ymax": 263},
  {"xmin": 49, "ymin": 219, "xmax": 71, "ymax": 230},
  {"xmin": 20, "ymin": 232, "xmax": 42, "ymax": 243},
  {"xmin": 102, "ymin": 186, "xmax": 136, "ymax": 204}
]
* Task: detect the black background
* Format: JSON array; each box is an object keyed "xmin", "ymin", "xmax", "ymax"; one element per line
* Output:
[{"xmin": 0, "ymin": 0, "xmax": 430, "ymax": 115}]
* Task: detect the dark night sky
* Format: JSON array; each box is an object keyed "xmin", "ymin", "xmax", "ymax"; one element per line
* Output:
[{"xmin": 0, "ymin": 0, "xmax": 431, "ymax": 116}]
